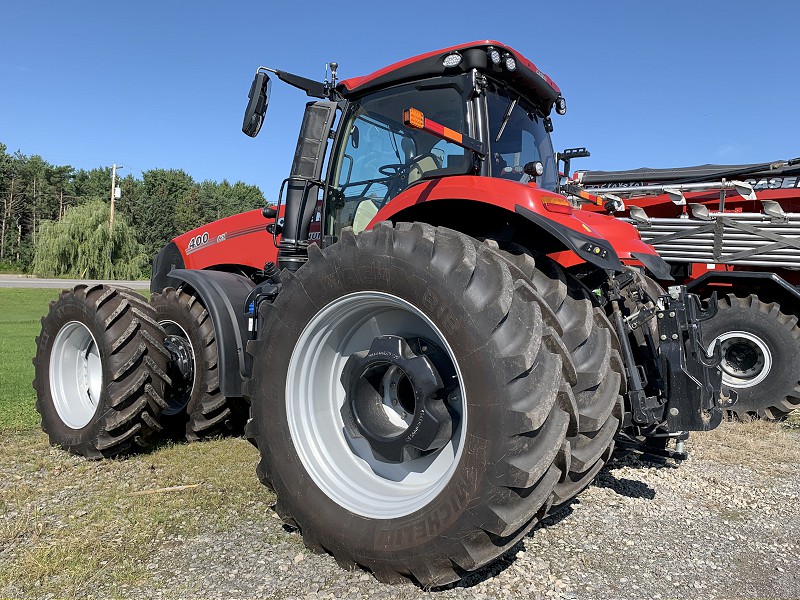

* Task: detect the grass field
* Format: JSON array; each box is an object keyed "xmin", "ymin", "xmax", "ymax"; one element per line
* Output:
[
  {"xmin": 0, "ymin": 286, "xmax": 268, "ymax": 598},
  {"xmin": 0, "ymin": 288, "xmax": 62, "ymax": 430}
]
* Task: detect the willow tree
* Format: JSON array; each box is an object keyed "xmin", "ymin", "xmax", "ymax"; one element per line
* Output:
[{"xmin": 33, "ymin": 200, "xmax": 147, "ymax": 279}]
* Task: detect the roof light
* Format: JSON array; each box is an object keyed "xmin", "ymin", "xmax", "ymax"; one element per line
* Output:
[
  {"xmin": 555, "ymin": 96, "xmax": 567, "ymax": 115},
  {"xmin": 487, "ymin": 46, "xmax": 502, "ymax": 65},
  {"xmin": 503, "ymin": 53, "xmax": 517, "ymax": 72},
  {"xmin": 442, "ymin": 53, "xmax": 462, "ymax": 68}
]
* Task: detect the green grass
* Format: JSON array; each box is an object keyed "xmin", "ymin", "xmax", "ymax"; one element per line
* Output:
[
  {"xmin": 0, "ymin": 288, "xmax": 279, "ymax": 599},
  {"xmin": 0, "ymin": 288, "xmax": 62, "ymax": 430},
  {"xmin": 0, "ymin": 287, "xmax": 151, "ymax": 431},
  {"xmin": 0, "ymin": 431, "xmax": 272, "ymax": 599}
]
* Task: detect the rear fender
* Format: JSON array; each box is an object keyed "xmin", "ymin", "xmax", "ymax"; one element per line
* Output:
[
  {"xmin": 165, "ymin": 269, "xmax": 256, "ymax": 398},
  {"xmin": 367, "ymin": 176, "xmax": 623, "ymax": 271}
]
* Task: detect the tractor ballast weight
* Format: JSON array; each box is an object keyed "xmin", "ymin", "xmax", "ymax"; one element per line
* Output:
[{"xmin": 36, "ymin": 40, "xmax": 727, "ymax": 586}]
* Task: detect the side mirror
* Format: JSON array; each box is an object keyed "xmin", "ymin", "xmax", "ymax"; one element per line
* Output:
[{"xmin": 242, "ymin": 72, "xmax": 271, "ymax": 137}]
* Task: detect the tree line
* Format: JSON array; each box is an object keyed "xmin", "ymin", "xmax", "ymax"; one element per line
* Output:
[{"xmin": 0, "ymin": 142, "xmax": 265, "ymax": 278}]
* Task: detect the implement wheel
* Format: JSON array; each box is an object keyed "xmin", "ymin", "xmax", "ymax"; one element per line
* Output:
[
  {"xmin": 703, "ymin": 294, "xmax": 800, "ymax": 420},
  {"xmin": 33, "ymin": 285, "xmax": 169, "ymax": 458},
  {"xmin": 245, "ymin": 223, "xmax": 578, "ymax": 586}
]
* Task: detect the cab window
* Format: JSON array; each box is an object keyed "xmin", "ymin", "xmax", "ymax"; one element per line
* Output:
[
  {"xmin": 327, "ymin": 81, "xmax": 470, "ymax": 238},
  {"xmin": 486, "ymin": 82, "xmax": 557, "ymax": 191}
]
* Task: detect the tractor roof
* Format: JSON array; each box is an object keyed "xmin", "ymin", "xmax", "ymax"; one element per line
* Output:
[{"xmin": 337, "ymin": 40, "xmax": 562, "ymax": 116}]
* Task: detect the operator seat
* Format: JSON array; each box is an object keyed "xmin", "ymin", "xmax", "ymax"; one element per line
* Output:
[
  {"xmin": 352, "ymin": 198, "xmax": 379, "ymax": 233},
  {"xmin": 402, "ymin": 137, "xmax": 440, "ymax": 184}
]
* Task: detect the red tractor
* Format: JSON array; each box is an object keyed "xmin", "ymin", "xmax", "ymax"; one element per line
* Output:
[
  {"xmin": 568, "ymin": 155, "xmax": 800, "ymax": 421},
  {"xmin": 34, "ymin": 41, "xmax": 726, "ymax": 586}
]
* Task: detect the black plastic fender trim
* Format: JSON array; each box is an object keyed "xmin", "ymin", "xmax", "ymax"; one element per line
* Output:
[
  {"xmin": 515, "ymin": 204, "xmax": 623, "ymax": 271},
  {"xmin": 631, "ymin": 251, "xmax": 674, "ymax": 281},
  {"xmin": 167, "ymin": 269, "xmax": 256, "ymax": 398}
]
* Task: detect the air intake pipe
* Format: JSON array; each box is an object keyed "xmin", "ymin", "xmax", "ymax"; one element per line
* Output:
[{"xmin": 278, "ymin": 101, "xmax": 337, "ymax": 272}]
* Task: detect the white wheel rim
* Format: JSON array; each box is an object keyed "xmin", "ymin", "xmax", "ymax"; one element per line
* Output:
[
  {"xmin": 49, "ymin": 321, "xmax": 103, "ymax": 429},
  {"xmin": 286, "ymin": 291, "xmax": 466, "ymax": 519},
  {"xmin": 708, "ymin": 331, "xmax": 772, "ymax": 389}
]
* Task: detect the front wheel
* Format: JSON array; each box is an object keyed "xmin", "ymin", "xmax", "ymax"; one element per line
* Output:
[
  {"xmin": 150, "ymin": 287, "xmax": 247, "ymax": 440},
  {"xmin": 33, "ymin": 285, "xmax": 169, "ymax": 458},
  {"xmin": 245, "ymin": 223, "xmax": 577, "ymax": 586}
]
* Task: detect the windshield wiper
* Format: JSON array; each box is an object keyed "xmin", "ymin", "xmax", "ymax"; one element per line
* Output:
[{"xmin": 495, "ymin": 97, "xmax": 518, "ymax": 143}]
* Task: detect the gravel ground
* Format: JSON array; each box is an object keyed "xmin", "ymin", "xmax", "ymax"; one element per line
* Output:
[{"xmin": 2, "ymin": 421, "xmax": 799, "ymax": 600}]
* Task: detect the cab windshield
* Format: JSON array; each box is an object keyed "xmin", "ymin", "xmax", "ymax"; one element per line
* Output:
[
  {"xmin": 327, "ymin": 79, "xmax": 470, "ymax": 238},
  {"xmin": 485, "ymin": 81, "xmax": 557, "ymax": 191}
]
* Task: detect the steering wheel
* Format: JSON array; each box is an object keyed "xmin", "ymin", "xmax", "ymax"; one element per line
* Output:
[{"xmin": 378, "ymin": 153, "xmax": 443, "ymax": 177}]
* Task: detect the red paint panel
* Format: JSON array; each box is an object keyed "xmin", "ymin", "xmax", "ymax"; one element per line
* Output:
[
  {"xmin": 570, "ymin": 210, "xmax": 658, "ymax": 259},
  {"xmin": 339, "ymin": 40, "xmax": 560, "ymax": 94},
  {"xmin": 172, "ymin": 209, "xmax": 278, "ymax": 271},
  {"xmin": 369, "ymin": 176, "xmax": 608, "ymax": 240}
]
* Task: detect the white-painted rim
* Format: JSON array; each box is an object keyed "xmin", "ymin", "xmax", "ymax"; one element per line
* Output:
[
  {"xmin": 286, "ymin": 291, "xmax": 466, "ymax": 519},
  {"xmin": 49, "ymin": 321, "xmax": 103, "ymax": 429},
  {"xmin": 708, "ymin": 330, "xmax": 772, "ymax": 389}
]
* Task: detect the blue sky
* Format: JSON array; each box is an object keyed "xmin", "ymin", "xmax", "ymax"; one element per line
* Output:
[{"xmin": 1, "ymin": 1, "xmax": 798, "ymax": 200}]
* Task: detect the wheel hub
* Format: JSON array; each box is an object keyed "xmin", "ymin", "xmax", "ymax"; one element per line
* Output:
[
  {"xmin": 341, "ymin": 335, "xmax": 454, "ymax": 463},
  {"xmin": 49, "ymin": 321, "xmax": 103, "ymax": 429},
  {"xmin": 160, "ymin": 321, "xmax": 196, "ymax": 415},
  {"xmin": 285, "ymin": 291, "xmax": 467, "ymax": 519},
  {"xmin": 709, "ymin": 331, "xmax": 772, "ymax": 389},
  {"xmin": 722, "ymin": 340, "xmax": 760, "ymax": 375}
]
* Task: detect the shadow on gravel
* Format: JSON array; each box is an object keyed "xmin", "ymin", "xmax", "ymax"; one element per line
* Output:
[
  {"xmin": 596, "ymin": 472, "xmax": 656, "ymax": 499},
  {"xmin": 430, "ymin": 450, "xmax": 676, "ymax": 591}
]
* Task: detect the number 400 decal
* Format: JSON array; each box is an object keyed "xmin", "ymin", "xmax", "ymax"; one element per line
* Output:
[{"xmin": 186, "ymin": 232, "xmax": 209, "ymax": 251}]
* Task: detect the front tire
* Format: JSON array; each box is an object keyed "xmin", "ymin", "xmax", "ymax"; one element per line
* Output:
[
  {"xmin": 33, "ymin": 285, "xmax": 169, "ymax": 458},
  {"xmin": 245, "ymin": 223, "xmax": 577, "ymax": 586},
  {"xmin": 150, "ymin": 287, "xmax": 247, "ymax": 440},
  {"xmin": 702, "ymin": 294, "xmax": 800, "ymax": 420}
]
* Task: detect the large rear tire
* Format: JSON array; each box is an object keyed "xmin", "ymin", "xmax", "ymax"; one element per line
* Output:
[
  {"xmin": 33, "ymin": 285, "xmax": 169, "ymax": 458},
  {"xmin": 702, "ymin": 294, "xmax": 800, "ymax": 420},
  {"xmin": 485, "ymin": 242, "xmax": 624, "ymax": 505},
  {"xmin": 245, "ymin": 223, "xmax": 578, "ymax": 586},
  {"xmin": 150, "ymin": 287, "xmax": 247, "ymax": 440}
]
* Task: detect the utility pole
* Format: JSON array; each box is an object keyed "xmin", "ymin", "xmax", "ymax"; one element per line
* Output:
[
  {"xmin": 109, "ymin": 163, "xmax": 118, "ymax": 235},
  {"xmin": 109, "ymin": 164, "xmax": 124, "ymax": 239}
]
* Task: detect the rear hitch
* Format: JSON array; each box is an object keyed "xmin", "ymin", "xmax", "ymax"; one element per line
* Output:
[{"xmin": 656, "ymin": 287, "xmax": 731, "ymax": 431}]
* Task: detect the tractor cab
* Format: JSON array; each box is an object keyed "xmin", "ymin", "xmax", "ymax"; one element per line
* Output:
[{"xmin": 243, "ymin": 41, "xmax": 565, "ymax": 267}]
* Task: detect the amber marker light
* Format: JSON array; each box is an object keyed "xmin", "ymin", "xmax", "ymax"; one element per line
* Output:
[
  {"xmin": 403, "ymin": 107, "xmax": 484, "ymax": 156},
  {"xmin": 541, "ymin": 195, "xmax": 573, "ymax": 215},
  {"xmin": 403, "ymin": 108, "xmax": 425, "ymax": 130}
]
